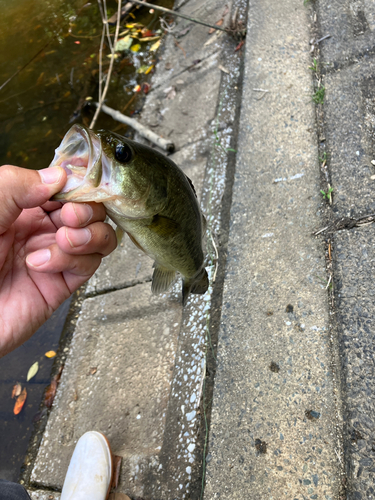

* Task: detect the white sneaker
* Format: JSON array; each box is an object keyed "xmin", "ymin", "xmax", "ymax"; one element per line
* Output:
[{"xmin": 60, "ymin": 431, "xmax": 113, "ymax": 500}]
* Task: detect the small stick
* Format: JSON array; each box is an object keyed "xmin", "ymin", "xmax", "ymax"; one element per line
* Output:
[
  {"xmin": 128, "ymin": 0, "xmax": 232, "ymax": 33},
  {"xmin": 314, "ymin": 226, "xmax": 328, "ymax": 236},
  {"xmin": 98, "ymin": 24, "xmax": 105, "ymax": 101},
  {"xmin": 325, "ymin": 274, "xmax": 332, "ymax": 290},
  {"xmin": 90, "ymin": 0, "xmax": 122, "ymax": 129},
  {"xmin": 316, "ymin": 34, "xmax": 331, "ymax": 44},
  {"xmin": 210, "ymin": 232, "xmax": 219, "ymax": 283},
  {"xmin": 95, "ymin": 102, "xmax": 175, "ymax": 152}
]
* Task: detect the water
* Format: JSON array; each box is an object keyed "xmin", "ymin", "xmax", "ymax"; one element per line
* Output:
[
  {"xmin": 0, "ymin": 0, "xmax": 171, "ymax": 169},
  {"xmin": 0, "ymin": 0, "xmax": 172, "ymax": 481}
]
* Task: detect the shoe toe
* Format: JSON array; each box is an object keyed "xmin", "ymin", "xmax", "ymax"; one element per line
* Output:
[{"xmin": 61, "ymin": 431, "xmax": 112, "ymax": 500}]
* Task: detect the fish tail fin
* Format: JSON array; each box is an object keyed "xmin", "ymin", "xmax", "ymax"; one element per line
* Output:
[
  {"xmin": 151, "ymin": 264, "xmax": 176, "ymax": 294},
  {"xmin": 182, "ymin": 268, "xmax": 209, "ymax": 306}
]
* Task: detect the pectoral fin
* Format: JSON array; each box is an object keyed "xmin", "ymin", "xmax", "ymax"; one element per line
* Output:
[
  {"xmin": 151, "ymin": 265, "xmax": 176, "ymax": 294},
  {"xmin": 115, "ymin": 226, "xmax": 125, "ymax": 244}
]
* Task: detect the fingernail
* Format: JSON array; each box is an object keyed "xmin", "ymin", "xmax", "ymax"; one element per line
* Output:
[
  {"xmin": 38, "ymin": 167, "xmax": 64, "ymax": 184},
  {"xmin": 73, "ymin": 203, "xmax": 93, "ymax": 225},
  {"xmin": 66, "ymin": 227, "xmax": 92, "ymax": 248},
  {"xmin": 26, "ymin": 249, "xmax": 51, "ymax": 267}
]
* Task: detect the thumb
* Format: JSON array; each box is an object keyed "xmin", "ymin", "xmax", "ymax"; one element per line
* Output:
[{"xmin": 0, "ymin": 165, "xmax": 67, "ymax": 235}]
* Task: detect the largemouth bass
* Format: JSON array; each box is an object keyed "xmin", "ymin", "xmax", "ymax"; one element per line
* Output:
[{"xmin": 49, "ymin": 124, "xmax": 208, "ymax": 305}]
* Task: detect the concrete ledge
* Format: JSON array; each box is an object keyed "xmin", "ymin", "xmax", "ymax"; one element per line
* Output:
[{"xmin": 204, "ymin": 0, "xmax": 342, "ymax": 497}]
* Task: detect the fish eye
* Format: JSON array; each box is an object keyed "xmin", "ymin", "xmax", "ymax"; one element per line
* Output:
[{"xmin": 115, "ymin": 143, "xmax": 132, "ymax": 163}]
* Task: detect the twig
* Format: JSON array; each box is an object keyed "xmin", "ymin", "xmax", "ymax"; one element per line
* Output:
[
  {"xmin": 325, "ymin": 274, "xmax": 332, "ymax": 290},
  {"xmin": 90, "ymin": 0, "xmax": 122, "ymax": 129},
  {"xmin": 98, "ymin": 24, "xmax": 105, "ymax": 101},
  {"xmin": 314, "ymin": 226, "xmax": 329, "ymax": 236},
  {"xmin": 108, "ymin": 0, "xmax": 143, "ymax": 24},
  {"xmin": 128, "ymin": 0, "xmax": 240, "ymax": 34},
  {"xmin": 95, "ymin": 103, "xmax": 175, "ymax": 152},
  {"xmin": 210, "ymin": 232, "xmax": 219, "ymax": 282},
  {"xmin": 316, "ymin": 34, "xmax": 331, "ymax": 43},
  {"xmin": 97, "ymin": 0, "xmax": 113, "ymax": 52}
]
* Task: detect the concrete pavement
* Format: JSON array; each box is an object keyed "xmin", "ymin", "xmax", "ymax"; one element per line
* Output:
[{"xmin": 20, "ymin": 0, "xmax": 375, "ymax": 498}]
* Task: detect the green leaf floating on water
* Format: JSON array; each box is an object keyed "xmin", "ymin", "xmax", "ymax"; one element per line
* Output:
[
  {"xmin": 27, "ymin": 361, "xmax": 39, "ymax": 381},
  {"xmin": 115, "ymin": 35, "xmax": 133, "ymax": 51}
]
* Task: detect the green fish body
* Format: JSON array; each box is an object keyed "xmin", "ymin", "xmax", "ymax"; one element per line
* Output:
[{"xmin": 50, "ymin": 124, "xmax": 208, "ymax": 305}]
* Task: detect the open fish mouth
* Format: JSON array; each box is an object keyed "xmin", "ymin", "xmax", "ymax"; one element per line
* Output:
[{"xmin": 50, "ymin": 124, "xmax": 105, "ymax": 202}]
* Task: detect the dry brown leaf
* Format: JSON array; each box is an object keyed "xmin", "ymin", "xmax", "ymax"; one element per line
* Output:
[
  {"xmin": 44, "ymin": 379, "xmax": 57, "ymax": 408},
  {"xmin": 14, "ymin": 388, "xmax": 27, "ymax": 415},
  {"xmin": 110, "ymin": 455, "xmax": 123, "ymax": 490},
  {"xmin": 12, "ymin": 382, "xmax": 22, "ymax": 399},
  {"xmin": 209, "ymin": 18, "xmax": 223, "ymax": 34}
]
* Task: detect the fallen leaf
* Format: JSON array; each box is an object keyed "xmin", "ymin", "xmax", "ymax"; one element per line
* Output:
[
  {"xmin": 218, "ymin": 64, "xmax": 230, "ymax": 74},
  {"xmin": 115, "ymin": 35, "xmax": 133, "ymax": 51},
  {"xmin": 27, "ymin": 361, "xmax": 39, "ymax": 381},
  {"xmin": 44, "ymin": 379, "xmax": 57, "ymax": 408},
  {"xmin": 45, "ymin": 351, "xmax": 56, "ymax": 358},
  {"xmin": 36, "ymin": 72, "xmax": 44, "ymax": 85},
  {"xmin": 204, "ymin": 30, "xmax": 223, "ymax": 46},
  {"xmin": 12, "ymin": 382, "xmax": 22, "ymax": 399},
  {"xmin": 222, "ymin": 5, "xmax": 229, "ymax": 16},
  {"xmin": 14, "ymin": 388, "xmax": 27, "ymax": 415},
  {"xmin": 141, "ymin": 82, "xmax": 151, "ymax": 94},
  {"xmin": 150, "ymin": 39, "xmax": 161, "ymax": 52},
  {"xmin": 110, "ymin": 455, "xmax": 122, "ymax": 490},
  {"xmin": 141, "ymin": 28, "xmax": 154, "ymax": 37},
  {"xmin": 166, "ymin": 87, "xmax": 176, "ymax": 99},
  {"xmin": 145, "ymin": 64, "xmax": 154, "ymax": 75},
  {"xmin": 177, "ymin": 26, "xmax": 192, "ymax": 38},
  {"xmin": 55, "ymin": 364, "xmax": 64, "ymax": 384},
  {"xmin": 209, "ymin": 18, "xmax": 223, "ymax": 34},
  {"xmin": 139, "ymin": 36, "xmax": 160, "ymax": 42},
  {"xmin": 234, "ymin": 40, "xmax": 245, "ymax": 52},
  {"xmin": 131, "ymin": 43, "xmax": 141, "ymax": 52}
]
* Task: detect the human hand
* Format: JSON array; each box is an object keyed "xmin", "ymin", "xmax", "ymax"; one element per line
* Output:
[{"xmin": 0, "ymin": 165, "xmax": 117, "ymax": 356}]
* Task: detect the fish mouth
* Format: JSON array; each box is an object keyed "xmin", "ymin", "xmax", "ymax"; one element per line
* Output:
[{"xmin": 50, "ymin": 124, "xmax": 104, "ymax": 201}]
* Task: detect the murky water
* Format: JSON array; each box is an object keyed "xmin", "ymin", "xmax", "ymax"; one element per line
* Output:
[
  {"xmin": 0, "ymin": 0, "xmax": 172, "ymax": 482},
  {"xmin": 0, "ymin": 0, "xmax": 171, "ymax": 169}
]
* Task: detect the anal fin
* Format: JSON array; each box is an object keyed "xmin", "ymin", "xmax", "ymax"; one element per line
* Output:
[{"xmin": 151, "ymin": 265, "xmax": 176, "ymax": 294}]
